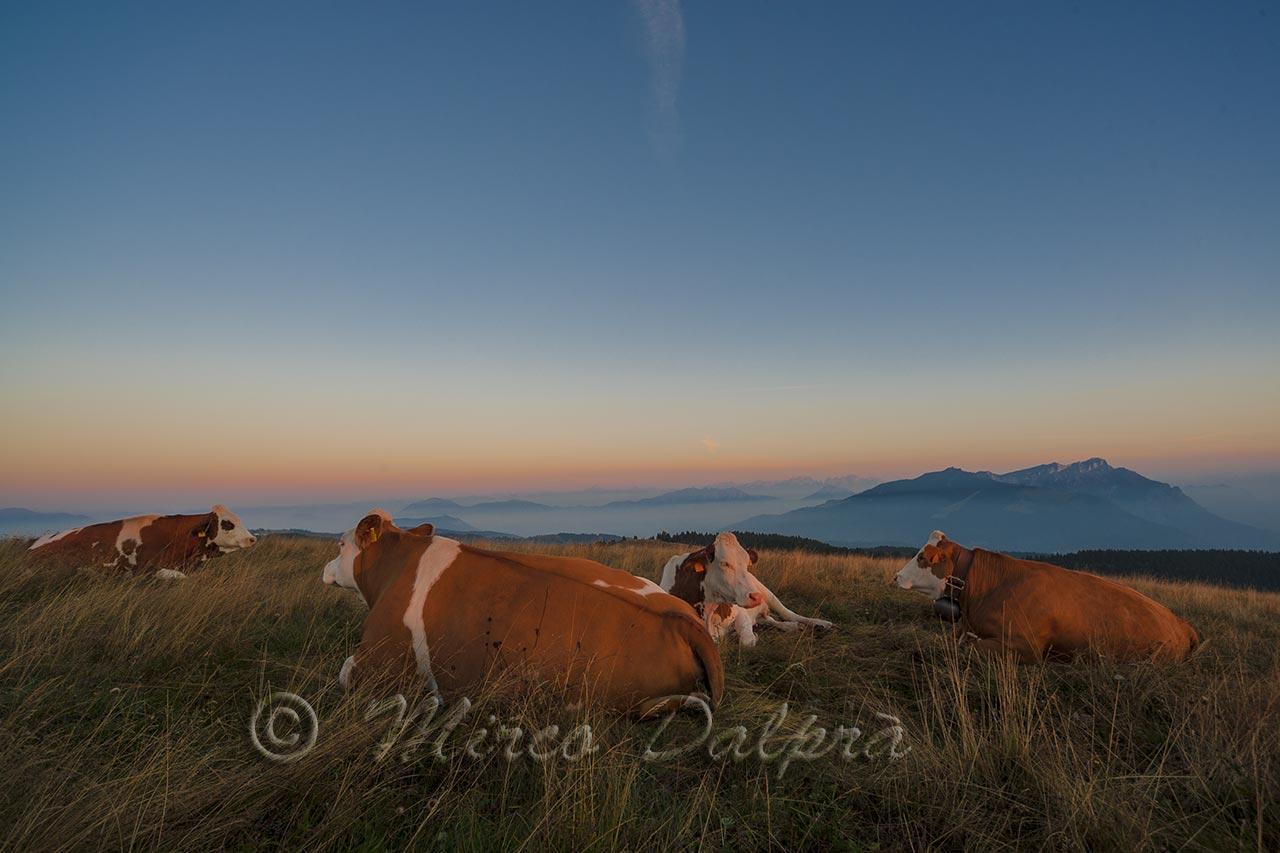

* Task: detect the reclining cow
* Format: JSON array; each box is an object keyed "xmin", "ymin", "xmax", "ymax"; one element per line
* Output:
[
  {"xmin": 321, "ymin": 511, "xmax": 760, "ymax": 716},
  {"xmin": 660, "ymin": 532, "xmax": 833, "ymax": 647},
  {"xmin": 28, "ymin": 504, "xmax": 256, "ymax": 578},
  {"xmin": 892, "ymin": 530, "xmax": 1199, "ymax": 662}
]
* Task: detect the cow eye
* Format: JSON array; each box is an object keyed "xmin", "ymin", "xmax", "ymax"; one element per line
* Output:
[{"xmin": 220, "ymin": 520, "xmax": 234, "ymax": 531}]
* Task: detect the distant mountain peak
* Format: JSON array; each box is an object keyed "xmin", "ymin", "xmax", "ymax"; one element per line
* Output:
[
  {"xmin": 734, "ymin": 457, "xmax": 1278, "ymax": 551},
  {"xmin": 998, "ymin": 458, "xmax": 1133, "ymax": 487},
  {"xmin": 803, "ymin": 484, "xmax": 858, "ymax": 502},
  {"xmin": 401, "ymin": 497, "xmax": 463, "ymax": 513},
  {"xmin": 1060, "ymin": 457, "xmax": 1114, "ymax": 475}
]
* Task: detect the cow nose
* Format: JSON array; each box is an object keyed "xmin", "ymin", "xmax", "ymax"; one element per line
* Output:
[
  {"xmin": 746, "ymin": 591, "xmax": 764, "ymax": 608},
  {"xmin": 246, "ymin": 535, "xmax": 257, "ymax": 546}
]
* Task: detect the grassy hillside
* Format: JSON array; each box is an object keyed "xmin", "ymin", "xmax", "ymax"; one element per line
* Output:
[{"xmin": 0, "ymin": 535, "xmax": 1275, "ymax": 851}]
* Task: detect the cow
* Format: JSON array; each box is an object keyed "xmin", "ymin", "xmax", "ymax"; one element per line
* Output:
[
  {"xmin": 660, "ymin": 532, "xmax": 833, "ymax": 647},
  {"xmin": 321, "ymin": 510, "xmax": 751, "ymax": 717},
  {"xmin": 891, "ymin": 530, "xmax": 1199, "ymax": 662},
  {"xmin": 28, "ymin": 504, "xmax": 256, "ymax": 578}
]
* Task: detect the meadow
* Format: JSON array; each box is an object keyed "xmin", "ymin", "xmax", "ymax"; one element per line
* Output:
[{"xmin": 0, "ymin": 534, "xmax": 1275, "ymax": 851}]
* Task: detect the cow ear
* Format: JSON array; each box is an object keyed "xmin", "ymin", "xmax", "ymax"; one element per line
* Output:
[
  {"xmin": 355, "ymin": 513, "xmax": 387, "ymax": 549},
  {"xmin": 681, "ymin": 551, "xmax": 708, "ymax": 574},
  {"xmin": 920, "ymin": 543, "xmax": 941, "ymax": 565},
  {"xmin": 192, "ymin": 513, "xmax": 217, "ymax": 540},
  {"xmin": 407, "ymin": 522, "xmax": 435, "ymax": 537},
  {"xmin": 746, "ymin": 548, "xmax": 759, "ymax": 565}
]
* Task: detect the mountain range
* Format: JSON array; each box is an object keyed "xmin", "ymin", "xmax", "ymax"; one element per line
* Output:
[
  {"xmin": 735, "ymin": 459, "xmax": 1279, "ymax": 552},
  {"xmin": 803, "ymin": 484, "xmax": 858, "ymax": 502},
  {"xmin": 711, "ymin": 475, "xmax": 880, "ymax": 500},
  {"xmin": 401, "ymin": 498, "xmax": 551, "ymax": 514},
  {"xmin": 394, "ymin": 514, "xmax": 478, "ymax": 533},
  {"xmin": 403, "ymin": 485, "xmax": 814, "ymax": 513},
  {"xmin": 600, "ymin": 487, "xmax": 773, "ymax": 507},
  {"xmin": 3, "ymin": 462, "xmax": 1272, "ymax": 550},
  {"xmin": 0, "ymin": 507, "xmax": 90, "ymax": 537}
]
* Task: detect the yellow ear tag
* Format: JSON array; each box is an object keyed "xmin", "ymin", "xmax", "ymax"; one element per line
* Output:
[
  {"xmin": 369, "ymin": 529, "xmax": 379, "ymax": 543},
  {"xmin": 693, "ymin": 562, "xmax": 705, "ymax": 573},
  {"xmin": 197, "ymin": 532, "xmax": 206, "ymax": 538}
]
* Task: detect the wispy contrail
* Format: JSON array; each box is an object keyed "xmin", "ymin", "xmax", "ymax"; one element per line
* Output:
[{"xmin": 634, "ymin": 0, "xmax": 685, "ymax": 156}]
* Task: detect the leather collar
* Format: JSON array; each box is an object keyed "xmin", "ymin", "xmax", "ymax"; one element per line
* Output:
[{"xmin": 944, "ymin": 546, "xmax": 974, "ymax": 605}]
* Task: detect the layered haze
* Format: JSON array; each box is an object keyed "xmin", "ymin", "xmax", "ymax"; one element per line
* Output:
[{"xmin": 5, "ymin": 462, "xmax": 1275, "ymax": 556}]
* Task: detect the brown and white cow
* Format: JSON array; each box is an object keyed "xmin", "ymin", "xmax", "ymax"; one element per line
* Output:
[
  {"xmin": 28, "ymin": 505, "xmax": 256, "ymax": 578},
  {"xmin": 660, "ymin": 532, "xmax": 833, "ymax": 647},
  {"xmin": 892, "ymin": 530, "xmax": 1199, "ymax": 662},
  {"xmin": 322, "ymin": 510, "xmax": 739, "ymax": 716}
]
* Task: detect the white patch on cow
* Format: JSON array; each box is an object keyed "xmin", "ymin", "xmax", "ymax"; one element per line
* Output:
[
  {"xmin": 658, "ymin": 553, "xmax": 686, "ymax": 591},
  {"xmin": 323, "ymin": 530, "xmax": 362, "ymax": 594},
  {"xmin": 892, "ymin": 529, "xmax": 948, "ymax": 598},
  {"xmin": 322, "ymin": 510, "xmax": 403, "ymax": 599},
  {"xmin": 29, "ymin": 527, "xmax": 83, "ymax": 550},
  {"xmin": 732, "ymin": 607, "xmax": 760, "ymax": 647},
  {"xmin": 115, "ymin": 515, "xmax": 160, "ymax": 567},
  {"xmin": 403, "ymin": 537, "xmax": 462, "ymax": 696},
  {"xmin": 662, "ymin": 545, "xmax": 832, "ymax": 645},
  {"xmin": 749, "ymin": 573, "xmax": 834, "ymax": 632},
  {"xmin": 592, "ymin": 577, "xmax": 665, "ymax": 597},
  {"xmin": 704, "ymin": 604, "xmax": 734, "ymax": 641},
  {"xmin": 637, "ymin": 577, "xmax": 664, "ymax": 596},
  {"xmin": 703, "ymin": 532, "xmax": 764, "ymax": 609},
  {"xmin": 209, "ymin": 504, "xmax": 256, "ymax": 552}
]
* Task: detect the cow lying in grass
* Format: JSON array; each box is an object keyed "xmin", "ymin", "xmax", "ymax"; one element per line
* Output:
[
  {"xmin": 321, "ymin": 511, "xmax": 751, "ymax": 716},
  {"xmin": 892, "ymin": 530, "xmax": 1200, "ymax": 662},
  {"xmin": 660, "ymin": 532, "xmax": 834, "ymax": 647},
  {"xmin": 28, "ymin": 505, "xmax": 256, "ymax": 578}
]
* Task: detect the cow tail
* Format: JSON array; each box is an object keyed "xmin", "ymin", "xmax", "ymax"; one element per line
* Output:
[{"xmin": 685, "ymin": 618, "xmax": 724, "ymax": 710}]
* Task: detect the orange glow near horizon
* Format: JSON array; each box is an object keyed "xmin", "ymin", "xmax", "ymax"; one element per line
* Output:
[
  {"xmin": 3, "ymin": 323, "xmax": 1278, "ymax": 509},
  {"xmin": 4, "ymin": 416, "xmax": 1277, "ymax": 509}
]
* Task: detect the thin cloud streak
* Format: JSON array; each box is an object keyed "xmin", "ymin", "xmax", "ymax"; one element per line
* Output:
[{"xmin": 634, "ymin": 0, "xmax": 685, "ymax": 156}]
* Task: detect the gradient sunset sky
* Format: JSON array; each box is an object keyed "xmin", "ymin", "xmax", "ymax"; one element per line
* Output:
[{"xmin": 2, "ymin": 2, "xmax": 1278, "ymax": 510}]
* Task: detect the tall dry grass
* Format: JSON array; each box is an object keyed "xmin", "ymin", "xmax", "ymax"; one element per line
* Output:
[{"xmin": 0, "ymin": 535, "xmax": 1275, "ymax": 851}]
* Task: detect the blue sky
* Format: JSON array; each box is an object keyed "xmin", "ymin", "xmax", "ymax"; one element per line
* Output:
[{"xmin": 1, "ymin": 2, "xmax": 1277, "ymax": 507}]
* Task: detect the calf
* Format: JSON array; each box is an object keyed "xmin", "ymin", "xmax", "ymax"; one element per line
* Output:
[
  {"xmin": 322, "ymin": 511, "xmax": 741, "ymax": 716},
  {"xmin": 892, "ymin": 530, "xmax": 1199, "ymax": 662},
  {"xmin": 28, "ymin": 504, "xmax": 256, "ymax": 578},
  {"xmin": 660, "ymin": 532, "xmax": 833, "ymax": 647}
]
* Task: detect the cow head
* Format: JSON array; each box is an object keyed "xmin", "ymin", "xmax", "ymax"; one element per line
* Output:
[
  {"xmin": 892, "ymin": 530, "xmax": 962, "ymax": 598},
  {"xmin": 690, "ymin": 532, "xmax": 764, "ymax": 609},
  {"xmin": 200, "ymin": 504, "xmax": 256, "ymax": 553},
  {"xmin": 322, "ymin": 509, "xmax": 395, "ymax": 597}
]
